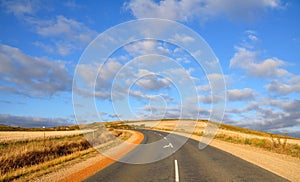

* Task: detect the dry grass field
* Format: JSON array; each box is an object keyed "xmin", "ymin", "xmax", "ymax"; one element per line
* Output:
[
  {"xmin": 0, "ymin": 122, "xmax": 127, "ymax": 182},
  {"xmin": 1, "ymin": 120, "xmax": 299, "ymax": 181},
  {"xmin": 129, "ymin": 119, "xmax": 300, "ymax": 158},
  {"xmin": 129, "ymin": 119, "xmax": 300, "ymax": 181},
  {"xmin": 0, "ymin": 130, "xmax": 88, "ymax": 142}
]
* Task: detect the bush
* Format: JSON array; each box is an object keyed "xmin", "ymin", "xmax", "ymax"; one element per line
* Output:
[{"xmin": 0, "ymin": 137, "xmax": 91, "ymax": 174}]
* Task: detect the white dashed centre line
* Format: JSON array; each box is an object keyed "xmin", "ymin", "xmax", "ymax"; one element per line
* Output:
[{"xmin": 174, "ymin": 159, "xmax": 179, "ymax": 182}]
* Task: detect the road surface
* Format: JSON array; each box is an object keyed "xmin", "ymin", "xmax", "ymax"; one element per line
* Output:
[{"xmin": 85, "ymin": 130, "xmax": 287, "ymax": 182}]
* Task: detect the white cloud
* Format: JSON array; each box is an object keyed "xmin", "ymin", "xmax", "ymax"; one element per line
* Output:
[
  {"xmin": 33, "ymin": 15, "xmax": 94, "ymax": 42},
  {"xmin": 129, "ymin": 90, "xmax": 175, "ymax": 105},
  {"xmin": 135, "ymin": 69, "xmax": 172, "ymax": 91},
  {"xmin": 248, "ymin": 34, "xmax": 258, "ymax": 42},
  {"xmin": 137, "ymin": 98, "xmax": 210, "ymax": 120},
  {"xmin": 0, "ymin": 44, "xmax": 72, "ymax": 97},
  {"xmin": 33, "ymin": 41, "xmax": 54, "ymax": 53},
  {"xmin": 63, "ymin": 1, "xmax": 82, "ymax": 10},
  {"xmin": 265, "ymin": 78, "xmax": 300, "ymax": 95},
  {"xmin": 76, "ymin": 59, "xmax": 195, "ymax": 101},
  {"xmin": 124, "ymin": 40, "xmax": 155, "ymax": 55},
  {"xmin": 26, "ymin": 15, "xmax": 97, "ymax": 56},
  {"xmin": 207, "ymin": 73, "xmax": 224, "ymax": 82},
  {"xmin": 196, "ymin": 85, "xmax": 210, "ymax": 92},
  {"xmin": 124, "ymin": 0, "xmax": 283, "ymax": 23},
  {"xmin": 239, "ymin": 30, "xmax": 260, "ymax": 49},
  {"xmin": 172, "ymin": 34, "xmax": 195, "ymax": 44},
  {"xmin": 124, "ymin": 0, "xmax": 192, "ymax": 21},
  {"xmin": 129, "ymin": 90, "xmax": 155, "ymax": 100},
  {"xmin": 76, "ymin": 59, "xmax": 123, "ymax": 100},
  {"xmin": 230, "ymin": 47, "xmax": 290, "ymax": 78},
  {"xmin": 0, "ymin": 114, "xmax": 73, "ymax": 128},
  {"xmin": 1, "ymin": 0, "xmax": 39, "ymax": 17},
  {"xmin": 198, "ymin": 94, "xmax": 223, "ymax": 104},
  {"xmin": 74, "ymin": 87, "xmax": 111, "ymax": 100},
  {"xmin": 136, "ymin": 76, "xmax": 171, "ymax": 91},
  {"xmin": 124, "ymin": 40, "xmax": 170, "ymax": 56},
  {"xmin": 109, "ymin": 113, "xmax": 121, "ymax": 119},
  {"xmin": 205, "ymin": 0, "xmax": 283, "ymax": 22},
  {"xmin": 97, "ymin": 60, "xmax": 123, "ymax": 88},
  {"xmin": 2, "ymin": 1, "xmax": 97, "ymax": 56},
  {"xmin": 227, "ymin": 88, "xmax": 255, "ymax": 101},
  {"xmin": 226, "ymin": 98, "xmax": 300, "ymax": 136},
  {"xmin": 206, "ymin": 73, "xmax": 227, "ymax": 90},
  {"xmin": 250, "ymin": 100, "xmax": 300, "ymax": 132},
  {"xmin": 226, "ymin": 101, "xmax": 260, "ymax": 114}
]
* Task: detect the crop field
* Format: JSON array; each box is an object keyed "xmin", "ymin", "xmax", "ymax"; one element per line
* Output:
[
  {"xmin": 0, "ymin": 130, "xmax": 91, "ymax": 142},
  {"xmin": 0, "ymin": 123, "xmax": 126, "ymax": 181}
]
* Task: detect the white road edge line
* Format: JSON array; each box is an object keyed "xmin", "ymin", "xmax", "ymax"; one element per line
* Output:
[{"xmin": 174, "ymin": 159, "xmax": 179, "ymax": 182}]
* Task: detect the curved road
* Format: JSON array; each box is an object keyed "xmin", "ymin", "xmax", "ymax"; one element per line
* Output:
[{"xmin": 85, "ymin": 130, "xmax": 287, "ymax": 182}]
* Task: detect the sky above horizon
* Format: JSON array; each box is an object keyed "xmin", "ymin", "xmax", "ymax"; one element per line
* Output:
[{"xmin": 0, "ymin": 0, "xmax": 300, "ymax": 137}]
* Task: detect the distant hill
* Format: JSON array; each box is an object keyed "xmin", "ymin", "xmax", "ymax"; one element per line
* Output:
[{"xmin": 0, "ymin": 124, "xmax": 79, "ymax": 131}]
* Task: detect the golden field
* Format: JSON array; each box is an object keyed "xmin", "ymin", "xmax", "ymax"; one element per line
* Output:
[{"xmin": 0, "ymin": 123, "xmax": 126, "ymax": 182}]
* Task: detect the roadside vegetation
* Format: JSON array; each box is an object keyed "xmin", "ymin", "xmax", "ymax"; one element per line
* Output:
[
  {"xmin": 219, "ymin": 123, "xmax": 295, "ymax": 139},
  {"xmin": 214, "ymin": 133, "xmax": 300, "ymax": 158},
  {"xmin": 0, "ymin": 122, "xmax": 133, "ymax": 182},
  {"xmin": 0, "ymin": 135, "xmax": 91, "ymax": 181},
  {"xmin": 0, "ymin": 124, "xmax": 79, "ymax": 131},
  {"xmin": 142, "ymin": 119, "xmax": 300, "ymax": 159},
  {"xmin": 1, "ymin": 120, "xmax": 299, "ymax": 181}
]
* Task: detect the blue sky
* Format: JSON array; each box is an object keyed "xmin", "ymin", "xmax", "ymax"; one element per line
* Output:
[{"xmin": 0, "ymin": 0, "xmax": 300, "ymax": 137}]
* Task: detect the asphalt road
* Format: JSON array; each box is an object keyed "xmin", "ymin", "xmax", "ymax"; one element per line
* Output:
[{"xmin": 85, "ymin": 130, "xmax": 288, "ymax": 182}]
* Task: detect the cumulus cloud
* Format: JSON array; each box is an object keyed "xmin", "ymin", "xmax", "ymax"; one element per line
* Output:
[
  {"xmin": 135, "ymin": 70, "xmax": 172, "ymax": 91},
  {"xmin": 136, "ymin": 77, "xmax": 171, "ymax": 91},
  {"xmin": 28, "ymin": 15, "xmax": 97, "ymax": 56},
  {"xmin": 108, "ymin": 113, "xmax": 121, "ymax": 119},
  {"xmin": 198, "ymin": 94, "xmax": 223, "ymax": 104},
  {"xmin": 75, "ymin": 59, "xmax": 125, "ymax": 100},
  {"xmin": 0, "ymin": 44, "xmax": 72, "ymax": 97},
  {"xmin": 265, "ymin": 79, "xmax": 300, "ymax": 96},
  {"xmin": 124, "ymin": 0, "xmax": 283, "ymax": 23},
  {"xmin": 138, "ymin": 103, "xmax": 209, "ymax": 120},
  {"xmin": 1, "ymin": 0, "xmax": 39, "ymax": 17},
  {"xmin": 198, "ymin": 87, "xmax": 253, "ymax": 104},
  {"xmin": 129, "ymin": 90, "xmax": 174, "ymax": 105},
  {"xmin": 226, "ymin": 101, "xmax": 260, "ymax": 114},
  {"xmin": 32, "ymin": 15, "xmax": 93, "ymax": 42},
  {"xmin": 226, "ymin": 99, "xmax": 300, "ymax": 136},
  {"xmin": 1, "ymin": 1, "xmax": 97, "ymax": 56},
  {"xmin": 172, "ymin": 34, "xmax": 195, "ymax": 44},
  {"xmin": 75, "ymin": 59, "xmax": 175, "ymax": 100},
  {"xmin": 0, "ymin": 114, "xmax": 73, "ymax": 128},
  {"xmin": 230, "ymin": 47, "xmax": 290, "ymax": 78},
  {"xmin": 227, "ymin": 88, "xmax": 255, "ymax": 101},
  {"xmin": 196, "ymin": 85, "xmax": 211, "ymax": 92},
  {"xmin": 124, "ymin": 40, "xmax": 170, "ymax": 56},
  {"xmin": 252, "ymin": 106, "xmax": 300, "ymax": 133},
  {"xmin": 79, "ymin": 59, "xmax": 123, "ymax": 89},
  {"xmin": 239, "ymin": 30, "xmax": 260, "ymax": 50},
  {"xmin": 206, "ymin": 73, "xmax": 228, "ymax": 92}
]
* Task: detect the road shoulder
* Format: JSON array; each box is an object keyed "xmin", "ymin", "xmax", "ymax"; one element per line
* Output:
[
  {"xmin": 36, "ymin": 130, "xmax": 144, "ymax": 182},
  {"xmin": 164, "ymin": 130, "xmax": 300, "ymax": 182}
]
